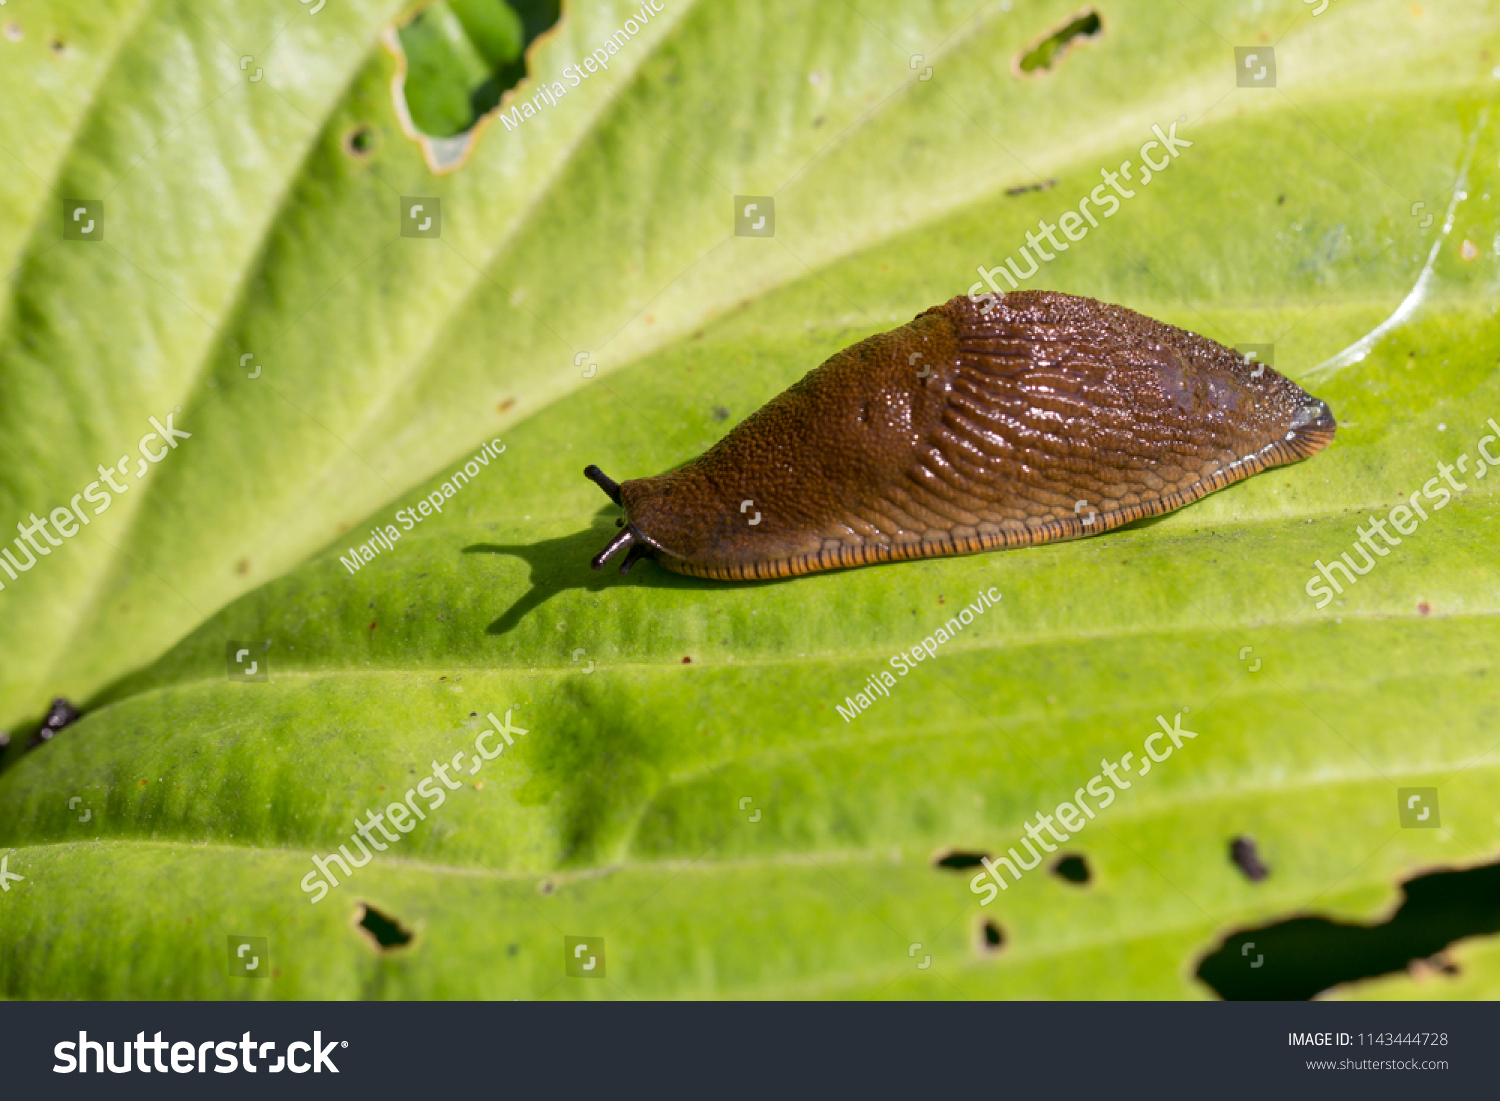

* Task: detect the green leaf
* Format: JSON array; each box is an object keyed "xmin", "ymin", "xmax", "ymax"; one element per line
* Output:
[
  {"xmin": 399, "ymin": 2, "xmax": 501, "ymax": 137},
  {"xmin": 397, "ymin": 0, "xmax": 544, "ymax": 137},
  {"xmin": 2, "ymin": 0, "xmax": 1499, "ymax": 999},
  {"xmin": 1334, "ymin": 936, "xmax": 1500, "ymax": 1001},
  {"xmin": 449, "ymin": 0, "xmax": 526, "ymax": 70}
]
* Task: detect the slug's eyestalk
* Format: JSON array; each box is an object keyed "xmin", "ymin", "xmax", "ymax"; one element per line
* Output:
[
  {"xmin": 583, "ymin": 464, "xmax": 622, "ymax": 506},
  {"xmin": 585, "ymin": 465, "xmax": 657, "ymax": 573}
]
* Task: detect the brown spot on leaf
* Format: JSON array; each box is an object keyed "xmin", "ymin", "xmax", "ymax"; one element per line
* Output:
[{"xmin": 1230, "ymin": 836, "xmax": 1270, "ymax": 882}]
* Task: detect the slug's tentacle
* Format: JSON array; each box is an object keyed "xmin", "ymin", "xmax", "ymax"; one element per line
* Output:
[
  {"xmin": 590, "ymin": 525, "xmax": 658, "ymax": 573},
  {"xmin": 619, "ymin": 542, "xmax": 651, "ymax": 573},
  {"xmin": 583, "ymin": 464, "xmax": 623, "ymax": 506},
  {"xmin": 590, "ymin": 527, "xmax": 635, "ymax": 571},
  {"xmin": 585, "ymin": 465, "xmax": 659, "ymax": 572}
]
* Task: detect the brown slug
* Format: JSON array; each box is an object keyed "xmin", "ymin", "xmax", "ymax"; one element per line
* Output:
[{"xmin": 585, "ymin": 289, "xmax": 1336, "ymax": 580}]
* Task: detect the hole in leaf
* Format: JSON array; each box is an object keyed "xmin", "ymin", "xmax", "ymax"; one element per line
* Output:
[
  {"xmin": 977, "ymin": 918, "xmax": 1006, "ymax": 956},
  {"xmin": 933, "ymin": 849, "xmax": 989, "ymax": 870},
  {"xmin": 357, "ymin": 903, "xmax": 414, "ymax": 950},
  {"xmin": 396, "ymin": 0, "xmax": 561, "ymax": 139},
  {"xmin": 1051, "ymin": 853, "xmax": 1090, "ymax": 884},
  {"xmin": 343, "ymin": 126, "xmax": 379, "ymax": 159},
  {"xmin": 1015, "ymin": 7, "xmax": 1103, "ymax": 76},
  {"xmin": 1230, "ymin": 835, "xmax": 1270, "ymax": 882},
  {"xmin": 1195, "ymin": 859, "xmax": 1500, "ymax": 1000}
]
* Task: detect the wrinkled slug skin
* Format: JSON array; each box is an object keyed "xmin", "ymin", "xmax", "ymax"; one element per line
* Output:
[{"xmin": 603, "ymin": 290, "xmax": 1336, "ymax": 580}]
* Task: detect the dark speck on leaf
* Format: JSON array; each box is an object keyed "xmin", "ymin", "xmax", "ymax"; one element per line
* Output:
[
  {"xmin": 712, "ymin": 406, "xmax": 730, "ymax": 421},
  {"xmin": 1230, "ymin": 835, "xmax": 1270, "ymax": 882},
  {"xmin": 682, "ymin": 656, "xmax": 692, "ymax": 664},
  {"xmin": 1005, "ymin": 178, "xmax": 1057, "ymax": 196},
  {"xmin": 28, "ymin": 697, "xmax": 81, "ymax": 749}
]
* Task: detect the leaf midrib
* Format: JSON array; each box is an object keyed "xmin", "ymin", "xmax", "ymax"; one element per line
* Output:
[{"xmin": 11, "ymin": 758, "xmax": 1495, "ymax": 879}]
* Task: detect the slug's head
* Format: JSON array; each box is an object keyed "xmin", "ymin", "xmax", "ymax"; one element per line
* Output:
[{"xmin": 584, "ymin": 465, "xmax": 659, "ymax": 573}]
